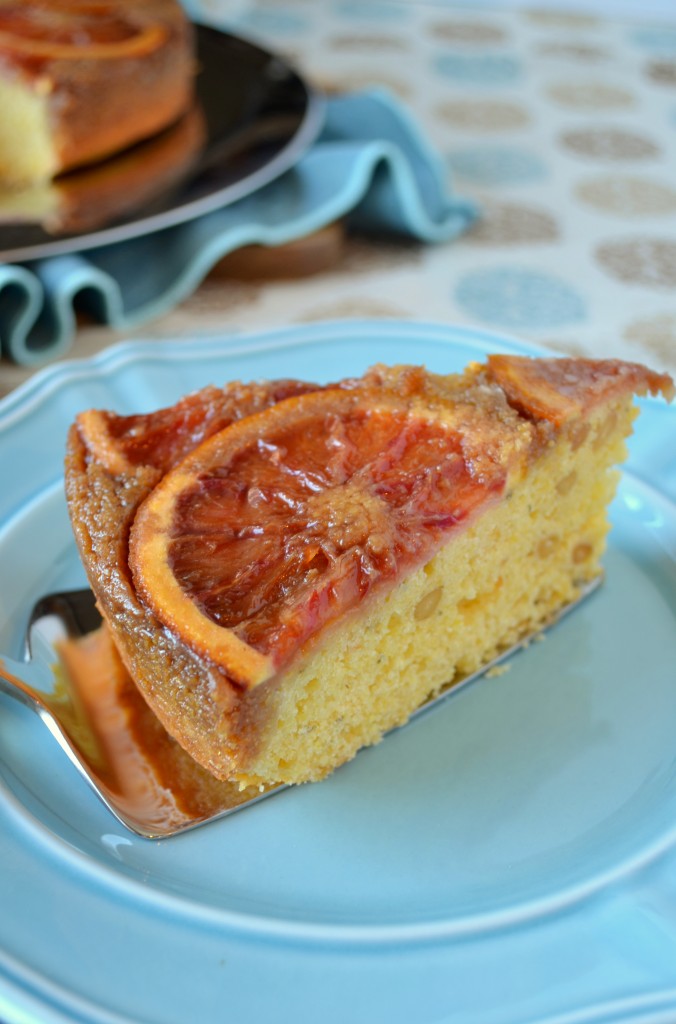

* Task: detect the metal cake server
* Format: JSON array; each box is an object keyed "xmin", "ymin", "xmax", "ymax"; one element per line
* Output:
[{"xmin": 0, "ymin": 580, "xmax": 601, "ymax": 840}]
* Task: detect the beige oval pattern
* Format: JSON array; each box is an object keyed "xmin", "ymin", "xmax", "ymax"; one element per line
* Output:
[
  {"xmin": 576, "ymin": 176, "xmax": 676, "ymax": 216},
  {"xmin": 624, "ymin": 313, "xmax": 676, "ymax": 369},
  {"xmin": 646, "ymin": 60, "xmax": 676, "ymax": 87},
  {"xmin": 314, "ymin": 72, "xmax": 412, "ymax": 100},
  {"xmin": 466, "ymin": 202, "xmax": 559, "ymax": 245},
  {"xmin": 596, "ymin": 238, "xmax": 676, "ymax": 288},
  {"xmin": 436, "ymin": 99, "xmax": 530, "ymax": 132},
  {"xmin": 524, "ymin": 9, "xmax": 600, "ymax": 28},
  {"xmin": 537, "ymin": 41, "xmax": 609, "ymax": 63},
  {"xmin": 547, "ymin": 82, "xmax": 635, "ymax": 110},
  {"xmin": 327, "ymin": 33, "xmax": 409, "ymax": 52},
  {"xmin": 335, "ymin": 235, "xmax": 425, "ymax": 275},
  {"xmin": 429, "ymin": 20, "xmax": 508, "ymax": 45},
  {"xmin": 535, "ymin": 338, "xmax": 590, "ymax": 359},
  {"xmin": 298, "ymin": 298, "xmax": 410, "ymax": 323},
  {"xmin": 560, "ymin": 128, "xmax": 659, "ymax": 161},
  {"xmin": 150, "ymin": 279, "xmax": 264, "ymax": 325}
]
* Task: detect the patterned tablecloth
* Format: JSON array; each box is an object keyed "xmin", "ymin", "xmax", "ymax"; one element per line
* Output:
[{"xmin": 3, "ymin": 0, "xmax": 676, "ymax": 393}]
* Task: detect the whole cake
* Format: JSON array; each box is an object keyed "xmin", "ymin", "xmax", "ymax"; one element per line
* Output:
[
  {"xmin": 0, "ymin": 0, "xmax": 195, "ymax": 185},
  {"xmin": 65, "ymin": 356, "xmax": 674, "ymax": 787}
]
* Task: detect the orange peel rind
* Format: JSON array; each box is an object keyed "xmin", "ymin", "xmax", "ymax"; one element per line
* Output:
[
  {"xmin": 0, "ymin": 24, "xmax": 167, "ymax": 61},
  {"xmin": 130, "ymin": 464, "xmax": 276, "ymax": 689}
]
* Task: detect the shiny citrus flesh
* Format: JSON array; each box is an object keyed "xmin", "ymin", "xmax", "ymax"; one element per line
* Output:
[
  {"xmin": 77, "ymin": 379, "xmax": 319, "ymax": 476},
  {"xmin": 129, "ymin": 385, "xmax": 506, "ymax": 687}
]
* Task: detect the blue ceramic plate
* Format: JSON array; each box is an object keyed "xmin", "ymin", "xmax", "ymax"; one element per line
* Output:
[{"xmin": 1, "ymin": 321, "xmax": 676, "ymax": 1024}]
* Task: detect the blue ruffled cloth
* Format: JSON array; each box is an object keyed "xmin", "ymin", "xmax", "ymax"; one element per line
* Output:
[{"xmin": 0, "ymin": 90, "xmax": 477, "ymax": 366}]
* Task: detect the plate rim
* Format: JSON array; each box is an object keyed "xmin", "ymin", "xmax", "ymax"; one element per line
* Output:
[
  {"xmin": 0, "ymin": 318, "xmax": 670, "ymax": 425},
  {"xmin": 1, "ymin": 319, "xmax": 534, "ymax": 423}
]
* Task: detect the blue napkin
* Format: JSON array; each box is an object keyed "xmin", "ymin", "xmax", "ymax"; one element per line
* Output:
[{"xmin": 0, "ymin": 89, "xmax": 477, "ymax": 367}]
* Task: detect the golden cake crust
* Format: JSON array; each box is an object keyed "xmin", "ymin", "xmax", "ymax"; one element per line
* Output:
[{"xmin": 64, "ymin": 357, "xmax": 674, "ymax": 785}]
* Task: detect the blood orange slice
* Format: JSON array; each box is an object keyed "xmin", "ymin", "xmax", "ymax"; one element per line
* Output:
[
  {"xmin": 77, "ymin": 379, "xmax": 320, "ymax": 476},
  {"xmin": 128, "ymin": 372, "xmax": 510, "ymax": 689}
]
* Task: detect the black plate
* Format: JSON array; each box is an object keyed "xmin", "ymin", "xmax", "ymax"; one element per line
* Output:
[{"xmin": 0, "ymin": 23, "xmax": 325, "ymax": 263}]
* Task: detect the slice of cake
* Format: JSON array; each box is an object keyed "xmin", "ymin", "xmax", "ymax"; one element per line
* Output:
[
  {"xmin": 65, "ymin": 356, "xmax": 673, "ymax": 787},
  {"xmin": 0, "ymin": 0, "xmax": 195, "ymax": 185}
]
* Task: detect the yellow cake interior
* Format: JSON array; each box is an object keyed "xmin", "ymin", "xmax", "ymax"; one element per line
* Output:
[
  {"xmin": 237, "ymin": 397, "xmax": 632, "ymax": 787},
  {"xmin": 0, "ymin": 78, "xmax": 55, "ymax": 185}
]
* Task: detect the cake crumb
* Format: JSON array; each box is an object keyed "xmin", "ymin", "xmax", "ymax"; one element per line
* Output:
[{"xmin": 486, "ymin": 663, "xmax": 511, "ymax": 678}]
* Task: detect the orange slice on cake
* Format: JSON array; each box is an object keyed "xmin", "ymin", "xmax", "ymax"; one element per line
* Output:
[{"xmin": 128, "ymin": 374, "xmax": 511, "ymax": 690}]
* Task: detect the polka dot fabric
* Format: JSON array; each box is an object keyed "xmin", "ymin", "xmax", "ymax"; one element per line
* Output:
[{"xmin": 187, "ymin": 1, "xmax": 676, "ymax": 373}]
